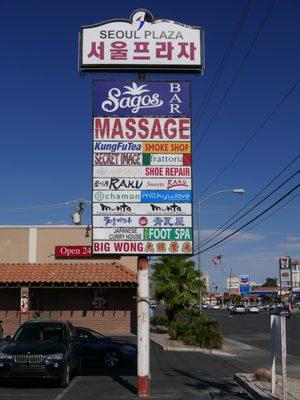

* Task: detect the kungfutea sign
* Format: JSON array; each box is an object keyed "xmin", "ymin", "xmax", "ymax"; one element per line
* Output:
[
  {"xmin": 92, "ymin": 81, "xmax": 193, "ymax": 255},
  {"xmin": 79, "ymin": 9, "xmax": 204, "ymax": 73}
]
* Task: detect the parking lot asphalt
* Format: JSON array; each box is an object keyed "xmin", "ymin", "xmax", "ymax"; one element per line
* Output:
[{"xmin": 0, "ymin": 340, "xmax": 252, "ymax": 400}]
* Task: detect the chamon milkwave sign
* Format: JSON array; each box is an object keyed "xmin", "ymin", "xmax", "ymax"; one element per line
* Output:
[{"xmin": 92, "ymin": 80, "xmax": 193, "ymax": 255}]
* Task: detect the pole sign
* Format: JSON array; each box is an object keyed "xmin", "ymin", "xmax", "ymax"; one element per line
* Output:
[
  {"xmin": 280, "ymin": 256, "xmax": 290, "ymax": 269},
  {"xmin": 92, "ymin": 80, "xmax": 193, "ymax": 255},
  {"xmin": 79, "ymin": 9, "xmax": 204, "ymax": 73},
  {"xmin": 240, "ymin": 275, "xmax": 250, "ymax": 296}
]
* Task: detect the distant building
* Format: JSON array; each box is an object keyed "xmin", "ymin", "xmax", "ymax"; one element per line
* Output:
[
  {"xmin": 226, "ymin": 276, "xmax": 240, "ymax": 295},
  {"xmin": 201, "ymin": 270, "xmax": 209, "ymax": 291}
]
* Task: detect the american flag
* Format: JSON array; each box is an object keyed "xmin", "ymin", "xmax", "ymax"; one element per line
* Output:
[{"xmin": 212, "ymin": 255, "xmax": 222, "ymax": 265}]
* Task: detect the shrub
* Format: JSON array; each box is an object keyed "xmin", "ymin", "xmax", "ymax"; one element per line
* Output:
[
  {"xmin": 168, "ymin": 314, "xmax": 223, "ymax": 349},
  {"xmin": 150, "ymin": 316, "xmax": 169, "ymax": 327},
  {"xmin": 173, "ymin": 308, "xmax": 201, "ymax": 324},
  {"xmin": 168, "ymin": 320, "xmax": 190, "ymax": 340}
]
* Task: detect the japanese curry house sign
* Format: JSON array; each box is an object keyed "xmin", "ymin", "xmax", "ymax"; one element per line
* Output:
[{"xmin": 79, "ymin": 9, "xmax": 203, "ymax": 255}]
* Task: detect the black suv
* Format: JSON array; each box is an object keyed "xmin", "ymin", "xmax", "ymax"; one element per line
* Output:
[{"xmin": 0, "ymin": 320, "xmax": 80, "ymax": 387}]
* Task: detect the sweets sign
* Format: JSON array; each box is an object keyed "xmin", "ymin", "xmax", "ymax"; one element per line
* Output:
[
  {"xmin": 92, "ymin": 80, "xmax": 193, "ymax": 255},
  {"xmin": 79, "ymin": 9, "xmax": 204, "ymax": 73}
]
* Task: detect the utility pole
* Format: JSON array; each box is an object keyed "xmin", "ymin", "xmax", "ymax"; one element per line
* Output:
[
  {"xmin": 71, "ymin": 199, "xmax": 85, "ymax": 225},
  {"xmin": 136, "ymin": 72, "xmax": 150, "ymax": 398},
  {"xmin": 229, "ymin": 268, "xmax": 232, "ymax": 302},
  {"xmin": 137, "ymin": 257, "xmax": 150, "ymax": 397}
]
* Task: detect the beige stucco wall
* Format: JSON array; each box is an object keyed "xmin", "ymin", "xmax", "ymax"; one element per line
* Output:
[
  {"xmin": 0, "ymin": 228, "xmax": 29, "ymax": 263},
  {"xmin": 0, "ymin": 226, "xmax": 137, "ymax": 272}
]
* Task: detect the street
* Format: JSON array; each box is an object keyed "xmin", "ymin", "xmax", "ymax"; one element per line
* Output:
[
  {"xmin": 0, "ymin": 339, "xmax": 252, "ymax": 400},
  {"xmin": 205, "ymin": 309, "xmax": 300, "ymax": 356}
]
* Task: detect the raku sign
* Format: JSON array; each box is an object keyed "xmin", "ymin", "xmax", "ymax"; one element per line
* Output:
[
  {"xmin": 79, "ymin": 9, "xmax": 204, "ymax": 73},
  {"xmin": 92, "ymin": 80, "xmax": 193, "ymax": 255}
]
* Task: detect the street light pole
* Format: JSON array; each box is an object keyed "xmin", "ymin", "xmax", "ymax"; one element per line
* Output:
[
  {"xmin": 197, "ymin": 188, "xmax": 245, "ymax": 313},
  {"xmin": 197, "ymin": 196, "xmax": 202, "ymax": 312}
]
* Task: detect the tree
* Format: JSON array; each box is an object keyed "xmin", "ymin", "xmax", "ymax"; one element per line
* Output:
[
  {"xmin": 151, "ymin": 255, "xmax": 204, "ymax": 321},
  {"xmin": 262, "ymin": 277, "xmax": 278, "ymax": 287}
]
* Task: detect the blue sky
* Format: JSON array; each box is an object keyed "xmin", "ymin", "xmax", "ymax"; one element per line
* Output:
[{"xmin": 0, "ymin": 0, "xmax": 299, "ymax": 285}]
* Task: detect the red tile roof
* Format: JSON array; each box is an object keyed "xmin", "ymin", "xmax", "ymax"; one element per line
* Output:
[{"xmin": 0, "ymin": 263, "xmax": 137, "ymax": 285}]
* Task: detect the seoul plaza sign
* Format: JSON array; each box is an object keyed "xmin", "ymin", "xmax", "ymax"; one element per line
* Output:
[
  {"xmin": 79, "ymin": 9, "xmax": 204, "ymax": 256},
  {"xmin": 80, "ymin": 9, "xmax": 204, "ymax": 73}
]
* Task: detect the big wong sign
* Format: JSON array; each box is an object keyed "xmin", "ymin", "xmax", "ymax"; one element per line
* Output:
[
  {"xmin": 79, "ymin": 9, "xmax": 204, "ymax": 73},
  {"xmin": 92, "ymin": 80, "xmax": 193, "ymax": 255}
]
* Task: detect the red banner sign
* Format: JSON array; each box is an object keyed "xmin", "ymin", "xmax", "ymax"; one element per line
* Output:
[{"xmin": 55, "ymin": 246, "xmax": 92, "ymax": 258}]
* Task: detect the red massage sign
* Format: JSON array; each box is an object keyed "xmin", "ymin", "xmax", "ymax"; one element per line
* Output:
[{"xmin": 55, "ymin": 246, "xmax": 92, "ymax": 258}]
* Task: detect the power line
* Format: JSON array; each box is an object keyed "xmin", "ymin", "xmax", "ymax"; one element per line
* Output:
[
  {"xmin": 195, "ymin": 168, "xmax": 299, "ymax": 252},
  {"xmin": 198, "ymin": 157, "xmax": 299, "ymax": 248},
  {"xmin": 192, "ymin": 0, "xmax": 253, "ymax": 128},
  {"xmin": 193, "ymin": 0, "xmax": 277, "ymax": 153},
  {"xmin": 0, "ymin": 199, "xmax": 91, "ymax": 214},
  {"xmin": 194, "ymin": 184, "xmax": 300, "ymax": 255},
  {"xmin": 199, "ymin": 79, "xmax": 299, "ymax": 197},
  {"xmin": 204, "ymin": 191, "xmax": 300, "ymax": 254}
]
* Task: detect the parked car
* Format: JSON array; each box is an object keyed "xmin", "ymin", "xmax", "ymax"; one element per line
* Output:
[
  {"xmin": 0, "ymin": 320, "xmax": 80, "ymax": 387},
  {"xmin": 76, "ymin": 327, "xmax": 137, "ymax": 368},
  {"xmin": 212, "ymin": 304, "xmax": 220, "ymax": 310},
  {"xmin": 231, "ymin": 305, "xmax": 246, "ymax": 315},
  {"xmin": 247, "ymin": 304, "xmax": 260, "ymax": 313},
  {"xmin": 227, "ymin": 304, "xmax": 235, "ymax": 312}
]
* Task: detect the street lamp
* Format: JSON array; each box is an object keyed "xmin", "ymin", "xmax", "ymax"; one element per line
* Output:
[{"xmin": 197, "ymin": 188, "xmax": 245, "ymax": 313}]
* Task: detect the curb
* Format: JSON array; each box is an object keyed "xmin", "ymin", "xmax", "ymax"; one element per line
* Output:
[
  {"xmin": 150, "ymin": 336, "xmax": 237, "ymax": 357},
  {"xmin": 234, "ymin": 373, "xmax": 275, "ymax": 400}
]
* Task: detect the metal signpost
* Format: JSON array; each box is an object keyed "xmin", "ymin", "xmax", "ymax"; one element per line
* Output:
[{"xmin": 79, "ymin": 9, "xmax": 204, "ymax": 397}]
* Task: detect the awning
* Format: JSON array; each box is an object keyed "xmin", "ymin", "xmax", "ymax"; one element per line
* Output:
[{"xmin": 0, "ymin": 262, "xmax": 137, "ymax": 288}]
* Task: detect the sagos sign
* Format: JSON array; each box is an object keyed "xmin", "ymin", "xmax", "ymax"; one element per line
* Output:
[{"xmin": 79, "ymin": 9, "xmax": 204, "ymax": 73}]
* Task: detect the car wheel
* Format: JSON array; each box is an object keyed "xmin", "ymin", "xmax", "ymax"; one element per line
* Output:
[
  {"xmin": 103, "ymin": 349, "xmax": 121, "ymax": 369},
  {"xmin": 60, "ymin": 363, "xmax": 70, "ymax": 387}
]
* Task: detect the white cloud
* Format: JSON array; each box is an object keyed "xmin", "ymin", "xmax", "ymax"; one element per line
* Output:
[
  {"xmin": 286, "ymin": 235, "xmax": 299, "ymax": 242},
  {"xmin": 275, "ymin": 241, "xmax": 300, "ymax": 251}
]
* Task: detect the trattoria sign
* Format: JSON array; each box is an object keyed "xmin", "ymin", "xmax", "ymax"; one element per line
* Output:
[
  {"xmin": 92, "ymin": 80, "xmax": 193, "ymax": 255},
  {"xmin": 79, "ymin": 9, "xmax": 204, "ymax": 73}
]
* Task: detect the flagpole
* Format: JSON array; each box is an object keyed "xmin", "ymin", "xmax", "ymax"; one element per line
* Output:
[{"xmin": 196, "ymin": 189, "xmax": 245, "ymax": 313}]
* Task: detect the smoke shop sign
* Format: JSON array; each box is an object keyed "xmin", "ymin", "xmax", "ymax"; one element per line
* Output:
[{"xmin": 79, "ymin": 9, "xmax": 204, "ymax": 73}]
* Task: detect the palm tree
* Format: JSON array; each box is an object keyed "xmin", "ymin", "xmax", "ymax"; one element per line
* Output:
[{"xmin": 151, "ymin": 255, "xmax": 204, "ymax": 321}]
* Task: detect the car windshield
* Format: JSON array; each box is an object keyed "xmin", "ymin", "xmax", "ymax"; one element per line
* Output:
[
  {"xmin": 14, "ymin": 323, "xmax": 66, "ymax": 343},
  {"xmin": 76, "ymin": 328, "xmax": 105, "ymax": 340}
]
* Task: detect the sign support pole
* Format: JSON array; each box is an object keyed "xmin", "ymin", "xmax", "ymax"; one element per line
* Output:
[
  {"xmin": 280, "ymin": 316, "xmax": 287, "ymax": 400},
  {"xmin": 137, "ymin": 257, "xmax": 150, "ymax": 397},
  {"xmin": 270, "ymin": 315, "xmax": 276, "ymax": 395}
]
